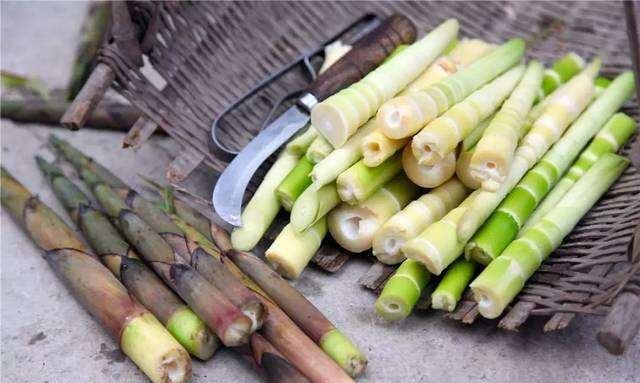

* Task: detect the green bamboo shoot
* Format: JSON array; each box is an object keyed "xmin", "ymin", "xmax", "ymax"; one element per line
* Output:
[
  {"xmin": 470, "ymin": 153, "xmax": 629, "ymax": 318},
  {"xmin": 311, "ymin": 19, "xmax": 459, "ymax": 148},
  {"xmin": 336, "ymin": 152, "xmax": 402, "ymax": 205},
  {"xmin": 431, "ymin": 258, "xmax": 477, "ymax": 312},
  {"xmin": 522, "ymin": 113, "xmax": 635, "ymax": 232},
  {"xmin": 469, "ymin": 61, "xmax": 544, "ymax": 188},
  {"xmin": 266, "ymin": 218, "xmax": 328, "ymax": 279},
  {"xmin": 465, "ymin": 71, "xmax": 634, "ymax": 263},
  {"xmin": 377, "ymin": 38, "xmax": 525, "ymax": 139},
  {"xmin": 402, "ymin": 144, "xmax": 456, "ymax": 188},
  {"xmin": 375, "ymin": 259, "xmax": 431, "ymax": 320},
  {"xmin": 231, "ymin": 151, "xmax": 299, "ymax": 251},
  {"xmin": 328, "ymin": 175, "xmax": 419, "ymax": 252},
  {"xmin": 276, "ymin": 156, "xmax": 314, "ymax": 211},
  {"xmin": 373, "ymin": 177, "xmax": 469, "ymax": 265},
  {"xmin": 411, "ymin": 65, "xmax": 525, "ymax": 165}
]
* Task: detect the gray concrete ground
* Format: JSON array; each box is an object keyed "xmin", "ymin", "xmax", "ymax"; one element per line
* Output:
[{"xmin": 1, "ymin": 2, "xmax": 638, "ymax": 382}]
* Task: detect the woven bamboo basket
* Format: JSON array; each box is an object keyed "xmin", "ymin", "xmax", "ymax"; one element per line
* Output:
[{"xmin": 64, "ymin": 1, "xmax": 640, "ymax": 355}]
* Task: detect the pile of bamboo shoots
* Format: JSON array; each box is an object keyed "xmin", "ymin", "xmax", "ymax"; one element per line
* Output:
[
  {"xmin": 233, "ymin": 18, "xmax": 636, "ymax": 325},
  {"xmin": 2, "ymin": 136, "xmax": 368, "ymax": 383}
]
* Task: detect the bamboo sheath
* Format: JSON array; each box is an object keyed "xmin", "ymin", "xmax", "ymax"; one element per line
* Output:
[
  {"xmin": 49, "ymin": 138, "xmax": 364, "ymax": 379},
  {"xmin": 36, "ymin": 157, "xmax": 218, "ymax": 360},
  {"xmin": 0, "ymin": 168, "xmax": 192, "ymax": 383},
  {"xmin": 50, "ymin": 137, "xmax": 257, "ymax": 347}
]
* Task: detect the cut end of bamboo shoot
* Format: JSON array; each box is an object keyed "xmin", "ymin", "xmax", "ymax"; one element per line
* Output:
[
  {"xmin": 319, "ymin": 329, "xmax": 368, "ymax": 378},
  {"xmin": 372, "ymin": 224, "xmax": 409, "ymax": 265},
  {"xmin": 377, "ymin": 96, "xmax": 425, "ymax": 139},
  {"xmin": 401, "ymin": 239, "xmax": 444, "ymax": 275},
  {"xmin": 121, "ymin": 313, "xmax": 192, "ymax": 383},
  {"xmin": 328, "ymin": 205, "xmax": 378, "ymax": 252},
  {"xmin": 311, "ymin": 103, "xmax": 350, "ymax": 148},
  {"xmin": 166, "ymin": 306, "xmax": 219, "ymax": 361},
  {"xmin": 431, "ymin": 292, "xmax": 456, "ymax": 312},
  {"xmin": 243, "ymin": 301, "xmax": 266, "ymax": 333},
  {"xmin": 402, "ymin": 144, "xmax": 456, "ymax": 188}
]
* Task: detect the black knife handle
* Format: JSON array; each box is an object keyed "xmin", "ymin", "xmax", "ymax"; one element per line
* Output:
[{"xmin": 306, "ymin": 14, "xmax": 417, "ymax": 102}]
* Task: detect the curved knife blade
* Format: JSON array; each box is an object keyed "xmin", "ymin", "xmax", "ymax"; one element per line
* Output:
[{"xmin": 212, "ymin": 105, "xmax": 310, "ymax": 226}]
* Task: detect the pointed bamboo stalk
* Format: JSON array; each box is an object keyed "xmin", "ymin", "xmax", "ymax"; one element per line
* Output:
[
  {"xmin": 328, "ymin": 174, "xmax": 420, "ymax": 253},
  {"xmin": 431, "ymin": 258, "xmax": 477, "ymax": 312},
  {"xmin": 468, "ymin": 61, "xmax": 544, "ymax": 188},
  {"xmin": 306, "ymin": 135, "xmax": 334, "ymax": 164},
  {"xmin": 290, "ymin": 182, "xmax": 340, "ymax": 232},
  {"xmin": 402, "ymin": 144, "xmax": 456, "ymax": 188},
  {"xmin": 461, "ymin": 116, "xmax": 491, "ymax": 151},
  {"xmin": 186, "ymin": 218, "xmax": 367, "ymax": 377},
  {"xmin": 375, "ymin": 259, "xmax": 431, "ymax": 320},
  {"xmin": 266, "ymin": 218, "xmax": 328, "ymax": 279},
  {"xmin": 470, "ymin": 154, "xmax": 629, "ymax": 318},
  {"xmin": 377, "ymin": 38, "xmax": 524, "ymax": 139},
  {"xmin": 521, "ymin": 113, "xmax": 636, "ymax": 232},
  {"xmin": 456, "ymin": 62, "xmax": 608, "ymax": 244},
  {"xmin": 0, "ymin": 168, "xmax": 191, "ymax": 383},
  {"xmin": 336, "ymin": 152, "xmax": 403, "ymax": 205},
  {"xmin": 311, "ymin": 19, "xmax": 458, "ymax": 147},
  {"xmin": 176, "ymin": 207, "xmax": 366, "ymax": 379},
  {"xmin": 372, "ymin": 177, "xmax": 469, "ymax": 265},
  {"xmin": 309, "ymin": 118, "xmax": 378, "ymax": 189},
  {"xmin": 360, "ymin": 39, "xmax": 495, "ymax": 167},
  {"xmin": 411, "ymin": 65, "xmax": 525, "ymax": 166},
  {"xmin": 465, "ymin": 72, "xmax": 635, "ymax": 263},
  {"xmin": 36, "ymin": 157, "xmax": 218, "ymax": 360}
]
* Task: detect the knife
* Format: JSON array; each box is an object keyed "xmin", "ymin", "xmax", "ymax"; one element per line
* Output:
[{"xmin": 213, "ymin": 14, "xmax": 417, "ymax": 226}]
